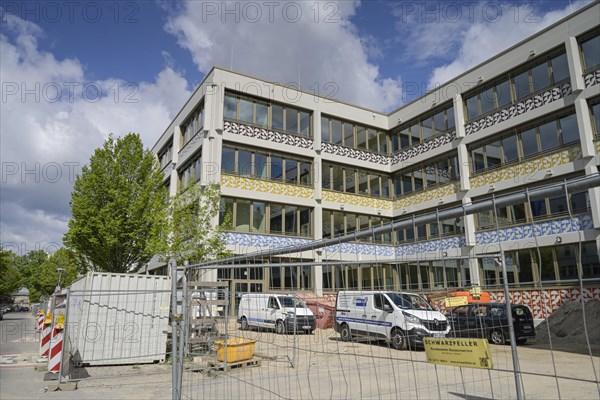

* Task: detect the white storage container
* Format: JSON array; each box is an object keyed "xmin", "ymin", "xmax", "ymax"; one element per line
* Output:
[{"xmin": 65, "ymin": 272, "xmax": 171, "ymax": 366}]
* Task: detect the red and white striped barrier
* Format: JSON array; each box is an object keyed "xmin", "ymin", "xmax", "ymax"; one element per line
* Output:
[
  {"xmin": 38, "ymin": 320, "xmax": 51, "ymax": 358},
  {"xmin": 48, "ymin": 326, "xmax": 64, "ymax": 373},
  {"xmin": 37, "ymin": 312, "xmax": 44, "ymax": 332}
]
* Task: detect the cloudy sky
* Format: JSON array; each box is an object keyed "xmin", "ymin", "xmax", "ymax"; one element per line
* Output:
[{"xmin": 0, "ymin": 0, "xmax": 591, "ymax": 254}]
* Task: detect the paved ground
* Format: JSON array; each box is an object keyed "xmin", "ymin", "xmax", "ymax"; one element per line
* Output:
[{"xmin": 2, "ymin": 315, "xmax": 599, "ymax": 399}]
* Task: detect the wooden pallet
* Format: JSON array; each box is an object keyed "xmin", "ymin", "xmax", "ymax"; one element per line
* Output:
[{"xmin": 207, "ymin": 357, "xmax": 261, "ymax": 371}]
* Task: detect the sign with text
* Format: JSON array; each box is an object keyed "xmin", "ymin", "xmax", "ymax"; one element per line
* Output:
[
  {"xmin": 423, "ymin": 338, "xmax": 493, "ymax": 369},
  {"xmin": 445, "ymin": 296, "xmax": 468, "ymax": 307}
]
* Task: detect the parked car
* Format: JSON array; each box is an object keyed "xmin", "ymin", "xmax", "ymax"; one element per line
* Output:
[
  {"xmin": 335, "ymin": 291, "xmax": 450, "ymax": 350},
  {"xmin": 446, "ymin": 303, "xmax": 535, "ymax": 345},
  {"xmin": 238, "ymin": 293, "xmax": 316, "ymax": 334}
]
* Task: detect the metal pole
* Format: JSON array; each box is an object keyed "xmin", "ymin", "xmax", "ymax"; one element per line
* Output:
[
  {"xmin": 179, "ymin": 270, "xmax": 187, "ymax": 396},
  {"xmin": 170, "ymin": 263, "xmax": 180, "ymax": 400},
  {"xmin": 499, "ymin": 251, "xmax": 524, "ymax": 400}
]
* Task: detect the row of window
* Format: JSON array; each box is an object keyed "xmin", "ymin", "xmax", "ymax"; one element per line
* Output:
[
  {"xmin": 580, "ymin": 32, "xmax": 599, "ymax": 73},
  {"xmin": 591, "ymin": 99, "xmax": 600, "ymax": 137},
  {"xmin": 321, "ymin": 116, "xmax": 388, "ymax": 154},
  {"xmin": 219, "ymin": 198, "xmax": 312, "ymax": 237},
  {"xmin": 475, "ymin": 191, "xmax": 590, "ymax": 230},
  {"xmin": 393, "ymin": 154, "xmax": 459, "ymax": 197},
  {"xmin": 221, "ymin": 145, "xmax": 312, "ymax": 186},
  {"xmin": 465, "ymin": 51, "xmax": 569, "ymax": 121},
  {"xmin": 179, "ymin": 153, "xmax": 202, "ymax": 189},
  {"xmin": 322, "ymin": 163, "xmax": 391, "ymax": 198},
  {"xmin": 470, "ymin": 112, "xmax": 578, "ymax": 174},
  {"xmin": 158, "ymin": 140, "xmax": 173, "ymax": 170},
  {"xmin": 391, "ymin": 104, "xmax": 455, "ymax": 153},
  {"xmin": 181, "ymin": 102, "xmax": 205, "ymax": 148},
  {"xmin": 224, "ymin": 92, "xmax": 311, "ymax": 137},
  {"xmin": 216, "ymin": 261, "xmax": 313, "ymax": 291},
  {"xmin": 482, "ymin": 242, "xmax": 600, "ymax": 287}
]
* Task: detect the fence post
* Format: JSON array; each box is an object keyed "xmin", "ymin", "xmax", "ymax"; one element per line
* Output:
[
  {"xmin": 499, "ymin": 249, "xmax": 524, "ymax": 400},
  {"xmin": 171, "ymin": 263, "xmax": 180, "ymax": 400},
  {"xmin": 179, "ymin": 268, "xmax": 187, "ymax": 395}
]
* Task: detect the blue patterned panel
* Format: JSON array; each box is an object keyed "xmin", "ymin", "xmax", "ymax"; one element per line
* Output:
[
  {"xmin": 395, "ymin": 236, "xmax": 466, "ymax": 257},
  {"xmin": 475, "ymin": 214, "xmax": 593, "ymax": 245},
  {"xmin": 225, "ymin": 233, "xmax": 311, "ymax": 249},
  {"xmin": 323, "ymin": 242, "xmax": 395, "ymax": 257}
]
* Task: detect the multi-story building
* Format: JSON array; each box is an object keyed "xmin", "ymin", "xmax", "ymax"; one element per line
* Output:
[{"xmin": 151, "ymin": 3, "xmax": 600, "ymax": 317}]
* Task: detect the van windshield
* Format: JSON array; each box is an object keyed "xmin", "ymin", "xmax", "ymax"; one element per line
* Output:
[
  {"xmin": 278, "ymin": 296, "xmax": 306, "ymax": 308},
  {"xmin": 386, "ymin": 293, "xmax": 433, "ymax": 311}
]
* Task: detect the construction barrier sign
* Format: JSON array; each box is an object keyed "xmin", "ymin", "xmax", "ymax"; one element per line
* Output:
[
  {"xmin": 445, "ymin": 296, "xmax": 469, "ymax": 307},
  {"xmin": 423, "ymin": 338, "xmax": 493, "ymax": 369}
]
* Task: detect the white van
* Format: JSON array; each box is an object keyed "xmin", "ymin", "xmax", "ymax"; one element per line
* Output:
[
  {"xmin": 334, "ymin": 291, "xmax": 450, "ymax": 349},
  {"xmin": 238, "ymin": 293, "xmax": 316, "ymax": 334}
]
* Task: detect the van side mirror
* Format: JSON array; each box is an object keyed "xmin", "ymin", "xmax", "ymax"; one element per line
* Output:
[{"xmin": 383, "ymin": 304, "xmax": 393, "ymax": 313}]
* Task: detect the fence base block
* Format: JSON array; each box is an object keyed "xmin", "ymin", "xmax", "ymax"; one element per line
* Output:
[{"xmin": 45, "ymin": 382, "xmax": 77, "ymax": 392}]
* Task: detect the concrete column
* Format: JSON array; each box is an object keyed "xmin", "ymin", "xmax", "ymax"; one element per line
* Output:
[
  {"xmin": 312, "ymin": 109, "xmax": 323, "ymax": 295},
  {"xmin": 565, "ymin": 36, "xmax": 585, "ymax": 92},
  {"xmin": 585, "ymin": 165, "xmax": 600, "ymax": 229},
  {"xmin": 574, "ymin": 98, "xmax": 596, "ymax": 158},
  {"xmin": 453, "ymin": 94, "xmax": 466, "ymax": 138},
  {"xmin": 467, "ymin": 250, "xmax": 481, "ymax": 287}
]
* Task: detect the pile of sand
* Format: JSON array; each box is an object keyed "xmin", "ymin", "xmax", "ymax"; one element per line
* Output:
[{"xmin": 535, "ymin": 300, "xmax": 600, "ymax": 345}]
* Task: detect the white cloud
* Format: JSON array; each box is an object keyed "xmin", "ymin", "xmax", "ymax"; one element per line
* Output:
[
  {"xmin": 392, "ymin": 1, "xmax": 591, "ymax": 88},
  {"xmin": 164, "ymin": 0, "xmax": 402, "ymax": 111},
  {"xmin": 0, "ymin": 14, "xmax": 191, "ymax": 254}
]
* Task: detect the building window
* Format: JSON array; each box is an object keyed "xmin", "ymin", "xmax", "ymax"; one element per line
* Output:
[
  {"xmin": 181, "ymin": 101, "xmax": 204, "ymax": 149},
  {"xmin": 393, "ymin": 153, "xmax": 459, "ymax": 197},
  {"xmin": 469, "ymin": 111, "xmax": 578, "ymax": 175},
  {"xmin": 322, "ymin": 162, "xmax": 392, "ymax": 199},
  {"xmin": 178, "ymin": 153, "xmax": 202, "ymax": 190},
  {"xmin": 224, "ymin": 92, "xmax": 312, "ymax": 137},
  {"xmin": 321, "ymin": 115, "xmax": 388, "ymax": 155},
  {"xmin": 580, "ymin": 32, "xmax": 600, "ymax": 73},
  {"xmin": 590, "ymin": 99, "xmax": 600, "ymax": 137},
  {"xmin": 391, "ymin": 103, "xmax": 455, "ymax": 153},
  {"xmin": 158, "ymin": 141, "xmax": 173, "ymax": 170}
]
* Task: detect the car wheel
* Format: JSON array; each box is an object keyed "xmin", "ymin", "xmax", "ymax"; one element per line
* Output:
[
  {"xmin": 340, "ymin": 324, "xmax": 351, "ymax": 342},
  {"xmin": 276, "ymin": 320, "xmax": 286, "ymax": 335},
  {"xmin": 516, "ymin": 338, "xmax": 528, "ymax": 345},
  {"xmin": 489, "ymin": 330, "xmax": 506, "ymax": 345},
  {"xmin": 240, "ymin": 317, "xmax": 249, "ymax": 331},
  {"xmin": 390, "ymin": 328, "xmax": 407, "ymax": 350}
]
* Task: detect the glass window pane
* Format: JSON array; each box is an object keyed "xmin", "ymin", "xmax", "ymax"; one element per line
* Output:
[
  {"xmin": 368, "ymin": 129, "xmax": 378, "ymax": 152},
  {"xmin": 299, "ymin": 111, "xmax": 310, "ymax": 136},
  {"xmin": 236, "ymin": 200, "xmax": 251, "ymax": 232},
  {"xmin": 559, "ymin": 114, "xmax": 579, "ymax": 144},
  {"xmin": 402, "ymin": 175, "xmax": 412, "ymax": 195},
  {"xmin": 254, "ymin": 153, "xmax": 267, "ymax": 178},
  {"xmin": 421, "ymin": 117, "xmax": 433, "ymax": 140},
  {"xmin": 343, "ymin": 123, "xmax": 354, "ymax": 148},
  {"xmin": 557, "ymin": 244, "xmax": 578, "ymax": 281},
  {"xmin": 425, "ymin": 164, "xmax": 437, "ymax": 187},
  {"xmin": 332, "ymin": 165, "xmax": 344, "ymax": 191},
  {"xmin": 502, "ymin": 135, "xmax": 519, "ymax": 163},
  {"xmin": 517, "ymin": 250, "xmax": 534, "ymax": 285},
  {"xmin": 333, "ymin": 211, "xmax": 345, "ymax": 236},
  {"xmin": 382, "ymin": 177, "xmax": 390, "ymax": 197},
  {"xmin": 369, "ymin": 174, "xmax": 380, "ymax": 197},
  {"xmin": 551, "ymin": 53, "xmax": 569, "ymax": 82},
  {"xmin": 520, "ymin": 128, "xmax": 538, "ymax": 157},
  {"xmin": 539, "ymin": 247, "xmax": 555, "ymax": 282},
  {"xmin": 331, "ymin": 119, "xmax": 342, "ymax": 145},
  {"xmin": 512, "ymin": 203, "xmax": 526, "ymax": 223},
  {"xmin": 593, "ymin": 103, "xmax": 600, "ymax": 135},
  {"xmin": 437, "ymin": 160, "xmax": 449, "ymax": 183},
  {"xmin": 571, "ymin": 191, "xmax": 589, "ymax": 212},
  {"xmin": 581, "ymin": 35, "xmax": 600, "ymax": 71},
  {"xmin": 531, "ymin": 62, "xmax": 551, "ymax": 92},
  {"xmin": 222, "ymin": 147, "xmax": 235, "ymax": 173},
  {"xmin": 286, "ymin": 108, "xmax": 298, "ymax": 133},
  {"xmin": 238, "ymin": 150, "xmax": 252, "ymax": 176},
  {"xmin": 400, "ymin": 131, "xmax": 410, "ymax": 149},
  {"xmin": 271, "ymin": 156, "xmax": 283, "ymax": 180},
  {"xmin": 346, "ymin": 213, "xmax": 356, "ymax": 233},
  {"xmin": 496, "ymin": 80, "xmax": 511, "ymax": 108},
  {"xmin": 255, "ymin": 102, "xmax": 268, "ymax": 126},
  {"xmin": 378, "ymin": 131, "xmax": 388, "ymax": 153},
  {"xmin": 270, "ymin": 204, "xmax": 283, "ymax": 234},
  {"xmin": 358, "ymin": 171, "xmax": 369, "ymax": 195},
  {"xmin": 299, "ymin": 162, "xmax": 311, "ymax": 184},
  {"xmin": 344, "ymin": 169, "xmax": 355, "ymax": 194},
  {"xmin": 224, "ymin": 94, "xmax": 237, "ymax": 119},
  {"xmin": 321, "ymin": 163, "xmax": 331, "ymax": 190},
  {"xmin": 285, "ymin": 206, "xmax": 297, "ymax": 235},
  {"xmin": 530, "ymin": 199, "xmax": 547, "ymax": 218},
  {"xmin": 285, "ymin": 159, "xmax": 297, "ymax": 184},
  {"xmin": 321, "ymin": 117, "xmax": 330, "ymax": 142},
  {"xmin": 549, "ymin": 195, "xmax": 568, "ymax": 215},
  {"xmin": 447, "ymin": 106, "xmax": 455, "ymax": 130},
  {"xmin": 252, "ymin": 202, "xmax": 266, "ymax": 232},
  {"xmin": 539, "ymin": 121, "xmax": 560, "ymax": 151},
  {"xmin": 480, "ymin": 87, "xmax": 495, "ymax": 114},
  {"xmin": 322, "ymin": 210, "xmax": 331, "ymax": 238},
  {"xmin": 581, "ymin": 242, "xmax": 600, "ymax": 279},
  {"xmin": 272, "ymin": 105, "xmax": 284, "ymax": 130},
  {"xmin": 514, "ymin": 71, "xmax": 531, "ymax": 100},
  {"xmin": 413, "ymin": 169, "xmax": 423, "ymax": 191},
  {"xmin": 356, "ymin": 126, "xmax": 367, "ymax": 150},
  {"xmin": 410, "ymin": 124, "xmax": 421, "ymax": 145},
  {"xmin": 466, "ymin": 95, "xmax": 479, "ymax": 120},
  {"xmin": 239, "ymin": 98, "xmax": 253, "ymax": 123},
  {"xmin": 299, "ymin": 208, "xmax": 311, "ymax": 236},
  {"xmin": 433, "ymin": 111, "xmax": 445, "ymax": 133},
  {"xmin": 472, "ymin": 147, "xmax": 485, "ymax": 172},
  {"xmin": 219, "ymin": 198, "xmax": 233, "ymax": 226},
  {"xmin": 485, "ymin": 141, "xmax": 502, "ymax": 168}
]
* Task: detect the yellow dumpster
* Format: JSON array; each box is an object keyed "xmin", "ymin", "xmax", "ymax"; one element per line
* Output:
[{"xmin": 214, "ymin": 338, "xmax": 256, "ymax": 363}]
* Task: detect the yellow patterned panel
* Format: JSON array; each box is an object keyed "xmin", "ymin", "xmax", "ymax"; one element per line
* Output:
[
  {"xmin": 595, "ymin": 139, "xmax": 600, "ymax": 155},
  {"xmin": 470, "ymin": 145, "xmax": 582, "ymax": 189},
  {"xmin": 322, "ymin": 191, "xmax": 393, "ymax": 210},
  {"xmin": 222, "ymin": 175, "xmax": 314, "ymax": 198},
  {"xmin": 393, "ymin": 181, "xmax": 461, "ymax": 209}
]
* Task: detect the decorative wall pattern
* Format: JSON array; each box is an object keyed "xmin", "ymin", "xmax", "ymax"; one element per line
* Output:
[
  {"xmin": 395, "ymin": 235, "xmax": 466, "ymax": 257},
  {"xmin": 324, "ymin": 242, "xmax": 395, "ymax": 257},
  {"xmin": 224, "ymin": 121, "xmax": 314, "ymax": 149},
  {"xmin": 221, "ymin": 174, "xmax": 314, "ymax": 198},
  {"xmin": 391, "ymin": 131, "xmax": 456, "ymax": 166},
  {"xmin": 470, "ymin": 145, "xmax": 582, "ymax": 189},
  {"xmin": 178, "ymin": 133, "xmax": 203, "ymax": 160},
  {"xmin": 475, "ymin": 213, "xmax": 593, "ymax": 245},
  {"xmin": 321, "ymin": 143, "xmax": 389, "ymax": 165},
  {"xmin": 393, "ymin": 181, "xmax": 461, "ymax": 209},
  {"xmin": 595, "ymin": 139, "xmax": 600, "ymax": 155},
  {"xmin": 225, "ymin": 232, "xmax": 312, "ymax": 249},
  {"xmin": 321, "ymin": 190, "xmax": 393, "ymax": 210},
  {"xmin": 489, "ymin": 288, "xmax": 600, "ymax": 319},
  {"xmin": 584, "ymin": 69, "xmax": 600, "ymax": 88},
  {"xmin": 465, "ymin": 82, "xmax": 572, "ymax": 136}
]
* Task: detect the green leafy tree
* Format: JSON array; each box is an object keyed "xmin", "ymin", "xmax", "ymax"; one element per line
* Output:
[
  {"xmin": 64, "ymin": 133, "xmax": 168, "ymax": 273},
  {"xmin": 161, "ymin": 183, "xmax": 232, "ymax": 266},
  {"xmin": 16, "ymin": 250, "xmax": 48, "ymax": 301},
  {"xmin": 0, "ymin": 247, "xmax": 21, "ymax": 302},
  {"xmin": 35, "ymin": 248, "xmax": 80, "ymax": 296}
]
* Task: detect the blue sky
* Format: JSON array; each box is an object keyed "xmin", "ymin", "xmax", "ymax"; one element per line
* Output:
[{"xmin": 0, "ymin": 0, "xmax": 592, "ymax": 253}]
